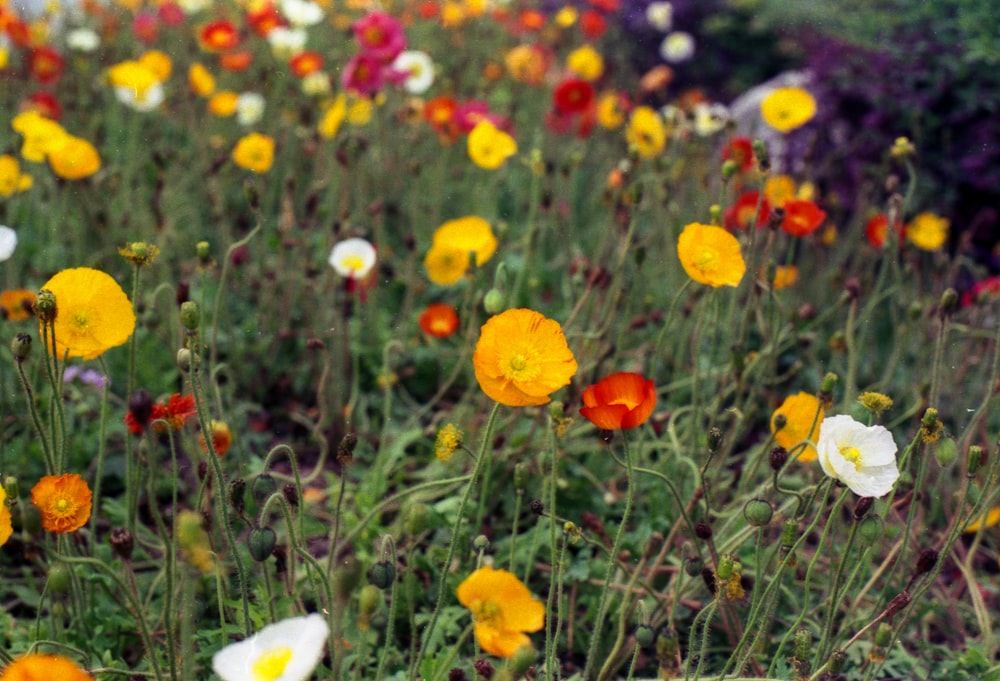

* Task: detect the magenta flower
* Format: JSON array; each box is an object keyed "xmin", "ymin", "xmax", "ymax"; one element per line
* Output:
[
  {"xmin": 352, "ymin": 11, "xmax": 406, "ymax": 63},
  {"xmin": 342, "ymin": 53, "xmax": 387, "ymax": 96}
]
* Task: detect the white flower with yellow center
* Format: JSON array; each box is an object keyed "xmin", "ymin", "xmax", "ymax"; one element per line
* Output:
[
  {"xmin": 392, "ymin": 50, "xmax": 435, "ymax": 95},
  {"xmin": 212, "ymin": 613, "xmax": 329, "ymax": 681},
  {"xmin": 328, "ymin": 238, "xmax": 377, "ymax": 279},
  {"xmin": 236, "ymin": 92, "xmax": 266, "ymax": 126},
  {"xmin": 659, "ymin": 30, "xmax": 695, "ymax": 63},
  {"xmin": 816, "ymin": 415, "xmax": 899, "ymax": 497},
  {"xmin": 281, "ymin": 0, "xmax": 324, "ymax": 27}
]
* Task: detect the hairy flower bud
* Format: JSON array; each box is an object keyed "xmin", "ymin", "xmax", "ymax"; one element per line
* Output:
[
  {"xmin": 33, "ymin": 289, "xmax": 57, "ymax": 323},
  {"xmin": 10, "ymin": 333, "xmax": 31, "ymax": 361},
  {"xmin": 251, "ymin": 473, "xmax": 278, "ymax": 505},
  {"xmin": 248, "ymin": 526, "xmax": 277, "ymax": 561},
  {"xmin": 743, "ymin": 498, "xmax": 773, "ymax": 527},
  {"xmin": 109, "ymin": 527, "xmax": 134, "ymax": 560},
  {"xmin": 180, "ymin": 301, "xmax": 200, "ymax": 331},
  {"xmin": 368, "ymin": 560, "xmax": 396, "ymax": 589}
]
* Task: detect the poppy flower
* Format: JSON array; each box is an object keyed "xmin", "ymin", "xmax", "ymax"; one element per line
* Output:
[
  {"xmin": 817, "ymin": 415, "xmax": 899, "ymax": 498},
  {"xmin": 625, "ymin": 106, "xmax": 666, "ymax": 158},
  {"xmin": 23, "ymin": 91, "xmax": 62, "ymax": 121},
  {"xmin": 467, "ymin": 120, "xmax": 517, "ymax": 170},
  {"xmin": 40, "ymin": 267, "xmax": 135, "ymax": 360},
  {"xmin": 473, "ymin": 308, "xmax": 577, "ymax": 407},
  {"xmin": 247, "ymin": 2, "xmax": 285, "ymax": 36},
  {"xmin": 771, "ymin": 265, "xmax": 798, "ymax": 290},
  {"xmin": 232, "ymin": 132, "xmax": 275, "ymax": 173},
  {"xmin": 781, "ymin": 199, "xmax": 826, "ymax": 237},
  {"xmin": 0, "ymin": 288, "xmax": 36, "ymax": 321},
  {"xmin": 208, "ymin": 91, "xmax": 239, "ymax": 117},
  {"xmin": 213, "ymin": 614, "xmax": 329, "ymax": 681},
  {"xmin": 457, "ymin": 566, "xmax": 545, "ymax": 658},
  {"xmin": 505, "ymin": 43, "xmax": 551, "ymax": 85},
  {"xmin": 31, "ymin": 473, "xmax": 93, "ymax": 533},
  {"xmin": 419, "ymin": 303, "xmax": 459, "ymax": 338},
  {"xmin": 0, "ymin": 654, "xmax": 92, "ymax": 681},
  {"xmin": 760, "ymin": 86, "xmax": 816, "ymax": 133},
  {"xmin": 676, "ymin": 223, "xmax": 746, "ymax": 288},
  {"xmin": 352, "ymin": 10, "xmax": 405, "ymax": 63},
  {"xmin": 329, "ymin": 237, "xmax": 377, "ymax": 280},
  {"xmin": 47, "ymin": 135, "xmax": 101, "ymax": 180},
  {"xmin": 289, "ymin": 50, "xmax": 324, "ymax": 78},
  {"xmin": 28, "ymin": 46, "xmax": 65, "ymax": 85},
  {"xmin": 0, "ymin": 486, "xmax": 11, "ymax": 547},
  {"xmin": 341, "ymin": 52, "xmax": 387, "ymax": 97},
  {"xmin": 517, "ymin": 9, "xmax": 546, "ymax": 31},
  {"xmin": 770, "ymin": 392, "xmax": 823, "ymax": 462},
  {"xmin": 722, "ymin": 136, "xmax": 754, "ymax": 172},
  {"xmin": 189, "ymin": 63, "xmax": 216, "ymax": 97},
  {"xmin": 864, "ymin": 214, "xmax": 904, "ymax": 248},
  {"xmin": 152, "ymin": 393, "xmax": 198, "ymax": 432},
  {"xmin": 199, "ymin": 20, "xmax": 241, "ymax": 52},
  {"xmin": 199, "ymin": 420, "xmax": 232, "ymax": 456},
  {"xmin": 424, "ymin": 216, "xmax": 497, "ymax": 285},
  {"xmin": 423, "ymin": 95, "xmax": 458, "ymax": 136},
  {"xmin": 906, "ymin": 212, "xmax": 949, "ymax": 252},
  {"xmin": 566, "ymin": 44, "xmax": 603, "ymax": 81},
  {"xmin": 219, "ymin": 49, "xmax": 254, "ymax": 72},
  {"xmin": 723, "ymin": 191, "xmax": 770, "ymax": 230},
  {"xmin": 553, "ymin": 78, "xmax": 595, "ymax": 115},
  {"xmin": 579, "ymin": 9, "xmax": 606, "ymax": 39},
  {"xmin": 580, "ymin": 372, "xmax": 656, "ymax": 430},
  {"xmin": 0, "ymin": 155, "xmax": 32, "ymax": 197}
]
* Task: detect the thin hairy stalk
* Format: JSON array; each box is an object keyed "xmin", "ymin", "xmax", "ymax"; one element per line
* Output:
[
  {"xmin": 14, "ymin": 356, "xmax": 55, "ymax": 474},
  {"xmin": 209, "ymin": 218, "xmax": 263, "ymax": 370},
  {"xmin": 89, "ymin": 356, "xmax": 112, "ymax": 539},
  {"xmin": 374, "ymin": 537, "xmax": 401, "ymax": 681}
]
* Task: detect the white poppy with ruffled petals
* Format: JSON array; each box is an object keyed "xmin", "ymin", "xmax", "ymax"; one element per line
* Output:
[
  {"xmin": 329, "ymin": 238, "xmax": 377, "ymax": 280},
  {"xmin": 817, "ymin": 415, "xmax": 899, "ymax": 497},
  {"xmin": 212, "ymin": 614, "xmax": 329, "ymax": 681}
]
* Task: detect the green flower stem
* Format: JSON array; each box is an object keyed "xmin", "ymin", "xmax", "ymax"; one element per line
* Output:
[
  {"xmin": 631, "ymin": 464, "xmax": 699, "ymax": 543},
  {"xmin": 410, "ymin": 401, "xmax": 501, "ymax": 681},
  {"xmin": 374, "ymin": 536, "xmax": 400, "ymax": 681},
  {"xmin": 841, "ymin": 295, "xmax": 860, "ymax": 411},
  {"xmin": 89, "ymin": 356, "xmax": 112, "ymax": 539},
  {"xmin": 597, "ymin": 553, "xmax": 648, "ymax": 681},
  {"xmin": 13, "ymin": 357, "xmax": 55, "ymax": 475},
  {"xmin": 508, "ymin": 490, "xmax": 523, "ymax": 572},
  {"xmin": 545, "ymin": 534, "xmax": 570, "ymax": 681},
  {"xmin": 209, "ymin": 220, "xmax": 262, "ymax": 371},
  {"xmin": 684, "ymin": 597, "xmax": 720, "ymax": 681},
  {"xmin": 816, "ymin": 518, "xmax": 861, "ymax": 663},
  {"xmin": 582, "ymin": 434, "xmax": 636, "ymax": 681}
]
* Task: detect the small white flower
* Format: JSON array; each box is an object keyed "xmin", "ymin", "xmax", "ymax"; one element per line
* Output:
[
  {"xmin": 281, "ymin": 0, "xmax": 324, "ymax": 27},
  {"xmin": 645, "ymin": 1, "xmax": 673, "ymax": 32},
  {"xmin": 267, "ymin": 26, "xmax": 308, "ymax": 59},
  {"xmin": 817, "ymin": 415, "xmax": 899, "ymax": 497},
  {"xmin": 392, "ymin": 50, "xmax": 435, "ymax": 95},
  {"xmin": 692, "ymin": 102, "xmax": 730, "ymax": 137},
  {"xmin": 236, "ymin": 92, "xmax": 266, "ymax": 126},
  {"xmin": 177, "ymin": 0, "xmax": 212, "ymax": 13},
  {"xmin": 66, "ymin": 28, "xmax": 100, "ymax": 52},
  {"xmin": 660, "ymin": 31, "xmax": 695, "ymax": 63},
  {"xmin": 301, "ymin": 71, "xmax": 331, "ymax": 97},
  {"xmin": 115, "ymin": 82, "xmax": 165, "ymax": 112},
  {"xmin": 0, "ymin": 226, "xmax": 17, "ymax": 262},
  {"xmin": 212, "ymin": 614, "xmax": 329, "ymax": 681},
  {"xmin": 329, "ymin": 238, "xmax": 377, "ymax": 279}
]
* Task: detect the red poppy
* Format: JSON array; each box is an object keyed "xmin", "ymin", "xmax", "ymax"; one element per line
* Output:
[
  {"xmin": 781, "ymin": 199, "xmax": 827, "ymax": 237},
  {"xmin": 23, "ymin": 91, "xmax": 62, "ymax": 121},
  {"xmin": 553, "ymin": 78, "xmax": 595, "ymax": 116},
  {"xmin": 518, "ymin": 9, "xmax": 546, "ymax": 31},
  {"xmin": 416, "ymin": 0, "xmax": 438, "ymax": 18},
  {"xmin": 724, "ymin": 191, "xmax": 770, "ymax": 230},
  {"xmin": 199, "ymin": 20, "xmax": 241, "ymax": 52},
  {"xmin": 246, "ymin": 2, "xmax": 285, "ymax": 36},
  {"xmin": 28, "ymin": 47, "xmax": 66, "ymax": 85},
  {"xmin": 424, "ymin": 96, "xmax": 459, "ymax": 142},
  {"xmin": 546, "ymin": 106, "xmax": 596, "ymax": 138},
  {"xmin": 219, "ymin": 50, "xmax": 253, "ymax": 72},
  {"xmin": 125, "ymin": 393, "xmax": 198, "ymax": 434},
  {"xmin": 580, "ymin": 372, "xmax": 657, "ymax": 430},
  {"xmin": 722, "ymin": 136, "xmax": 754, "ymax": 172},
  {"xmin": 579, "ymin": 10, "xmax": 607, "ymax": 39},
  {"xmin": 157, "ymin": 2, "xmax": 187, "ymax": 27},
  {"xmin": 588, "ymin": 0, "xmax": 620, "ymax": 12},
  {"xmin": 289, "ymin": 51, "xmax": 324, "ymax": 78},
  {"xmin": 864, "ymin": 214, "xmax": 904, "ymax": 248},
  {"xmin": 5, "ymin": 18, "xmax": 32, "ymax": 47},
  {"xmin": 419, "ymin": 303, "xmax": 460, "ymax": 338}
]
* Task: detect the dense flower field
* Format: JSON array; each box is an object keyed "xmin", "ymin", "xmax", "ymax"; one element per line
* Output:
[{"xmin": 0, "ymin": 0, "xmax": 999, "ymax": 680}]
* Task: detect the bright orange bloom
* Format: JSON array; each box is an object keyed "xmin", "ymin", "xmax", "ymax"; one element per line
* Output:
[
  {"xmin": 419, "ymin": 302, "xmax": 460, "ymax": 338},
  {"xmin": 232, "ymin": 132, "xmax": 275, "ymax": 173},
  {"xmin": 473, "ymin": 308, "xmax": 577, "ymax": 407},
  {"xmin": 781, "ymin": 199, "xmax": 826, "ymax": 237},
  {"xmin": 770, "ymin": 392, "xmax": 824, "ymax": 462},
  {"xmin": 864, "ymin": 214, "xmax": 904, "ymax": 248},
  {"xmin": 0, "ymin": 487, "xmax": 12, "ymax": 548},
  {"xmin": 31, "ymin": 473, "xmax": 92, "ymax": 533},
  {"xmin": 0, "ymin": 653, "xmax": 92, "ymax": 681},
  {"xmin": 771, "ymin": 265, "xmax": 798, "ymax": 290},
  {"xmin": 580, "ymin": 372, "xmax": 656, "ymax": 430},
  {"xmin": 218, "ymin": 49, "xmax": 254, "ymax": 72},
  {"xmin": 46, "ymin": 135, "xmax": 101, "ymax": 180},
  {"xmin": 517, "ymin": 9, "xmax": 546, "ymax": 30},
  {"xmin": 154, "ymin": 393, "xmax": 197, "ymax": 432},
  {"xmin": 0, "ymin": 289, "xmax": 36, "ymax": 321},
  {"xmin": 457, "ymin": 566, "xmax": 545, "ymax": 658},
  {"xmin": 199, "ymin": 20, "xmax": 241, "ymax": 52},
  {"xmin": 199, "ymin": 420, "xmax": 232, "ymax": 456},
  {"xmin": 289, "ymin": 51, "xmax": 324, "ymax": 78}
]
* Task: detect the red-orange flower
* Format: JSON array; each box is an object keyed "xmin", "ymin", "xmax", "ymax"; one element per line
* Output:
[
  {"xmin": 723, "ymin": 191, "xmax": 770, "ymax": 230},
  {"xmin": 31, "ymin": 473, "xmax": 92, "ymax": 533},
  {"xmin": 580, "ymin": 372, "xmax": 656, "ymax": 430},
  {"xmin": 199, "ymin": 20, "xmax": 241, "ymax": 52},
  {"xmin": 28, "ymin": 46, "xmax": 66, "ymax": 85},
  {"xmin": 199, "ymin": 420, "xmax": 232, "ymax": 456},
  {"xmin": 0, "ymin": 289, "xmax": 36, "ymax": 321},
  {"xmin": 781, "ymin": 199, "xmax": 827, "ymax": 237},
  {"xmin": 289, "ymin": 51, "xmax": 324, "ymax": 78},
  {"xmin": 218, "ymin": 49, "xmax": 254, "ymax": 72},
  {"xmin": 553, "ymin": 78, "xmax": 595, "ymax": 115},
  {"xmin": 126, "ymin": 393, "xmax": 197, "ymax": 434},
  {"xmin": 864, "ymin": 214, "xmax": 904, "ymax": 248},
  {"xmin": 420, "ymin": 302, "xmax": 460, "ymax": 338},
  {"xmin": 0, "ymin": 653, "xmax": 92, "ymax": 681},
  {"xmin": 722, "ymin": 136, "xmax": 754, "ymax": 172}
]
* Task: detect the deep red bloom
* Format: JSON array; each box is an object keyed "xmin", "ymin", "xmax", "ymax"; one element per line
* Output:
[
  {"xmin": 580, "ymin": 372, "xmax": 657, "ymax": 430},
  {"xmin": 588, "ymin": 0, "xmax": 620, "ymax": 12},
  {"xmin": 553, "ymin": 78, "xmax": 595, "ymax": 116},
  {"xmin": 126, "ymin": 393, "xmax": 198, "ymax": 434},
  {"xmin": 419, "ymin": 303, "xmax": 460, "ymax": 338},
  {"xmin": 28, "ymin": 47, "xmax": 66, "ymax": 85},
  {"xmin": 579, "ymin": 10, "xmax": 607, "ymax": 39},
  {"xmin": 724, "ymin": 191, "xmax": 771, "ymax": 230},
  {"xmin": 289, "ymin": 51, "xmax": 324, "ymax": 78},
  {"xmin": 341, "ymin": 52, "xmax": 387, "ymax": 96},
  {"xmin": 864, "ymin": 214, "xmax": 904, "ymax": 248},
  {"xmin": 962, "ymin": 276, "xmax": 1000, "ymax": 307},
  {"xmin": 781, "ymin": 199, "xmax": 827, "ymax": 237},
  {"xmin": 199, "ymin": 20, "xmax": 241, "ymax": 52},
  {"xmin": 722, "ymin": 136, "xmax": 754, "ymax": 172},
  {"xmin": 157, "ymin": 2, "xmax": 187, "ymax": 27},
  {"xmin": 23, "ymin": 91, "xmax": 62, "ymax": 121}
]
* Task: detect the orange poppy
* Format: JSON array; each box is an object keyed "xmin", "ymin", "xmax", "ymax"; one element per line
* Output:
[
  {"xmin": 419, "ymin": 303, "xmax": 459, "ymax": 338},
  {"xmin": 580, "ymin": 372, "xmax": 656, "ymax": 430},
  {"xmin": 218, "ymin": 49, "xmax": 254, "ymax": 72},
  {"xmin": 199, "ymin": 20, "xmax": 241, "ymax": 52},
  {"xmin": 781, "ymin": 199, "xmax": 827, "ymax": 237},
  {"xmin": 289, "ymin": 51, "xmax": 324, "ymax": 78},
  {"xmin": 31, "ymin": 473, "xmax": 92, "ymax": 533},
  {"xmin": 199, "ymin": 420, "xmax": 232, "ymax": 456},
  {"xmin": 0, "ymin": 289, "xmax": 36, "ymax": 321}
]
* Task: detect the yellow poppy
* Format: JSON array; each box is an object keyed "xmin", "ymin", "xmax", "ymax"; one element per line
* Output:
[
  {"xmin": 906, "ymin": 212, "xmax": 949, "ymax": 252},
  {"xmin": 46, "ymin": 135, "xmax": 101, "ymax": 180},
  {"xmin": 0, "ymin": 154, "xmax": 32, "ymax": 196},
  {"xmin": 457, "ymin": 566, "xmax": 545, "ymax": 657},
  {"xmin": 566, "ymin": 44, "xmax": 603, "ymax": 81},
  {"xmin": 318, "ymin": 94, "xmax": 348, "ymax": 138},
  {"xmin": 676, "ymin": 223, "xmax": 745, "ymax": 288},
  {"xmin": 473, "ymin": 308, "xmax": 577, "ymax": 407},
  {"xmin": 770, "ymin": 392, "xmax": 824, "ymax": 462},
  {"xmin": 625, "ymin": 106, "xmax": 666, "ymax": 158},
  {"xmin": 189, "ymin": 62, "xmax": 216, "ymax": 97},
  {"xmin": 0, "ymin": 654, "xmax": 93, "ymax": 681},
  {"xmin": 11, "ymin": 110, "xmax": 68, "ymax": 163},
  {"xmin": 760, "ymin": 86, "xmax": 816, "ymax": 133},
  {"xmin": 423, "ymin": 215, "xmax": 497, "ymax": 286},
  {"xmin": 467, "ymin": 120, "xmax": 517, "ymax": 170},
  {"xmin": 40, "ymin": 267, "xmax": 136, "ymax": 360},
  {"xmin": 232, "ymin": 132, "xmax": 275, "ymax": 173}
]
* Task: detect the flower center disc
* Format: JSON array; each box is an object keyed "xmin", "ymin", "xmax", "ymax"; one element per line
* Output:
[
  {"xmin": 252, "ymin": 646, "xmax": 293, "ymax": 681},
  {"xmin": 839, "ymin": 445, "xmax": 862, "ymax": 469}
]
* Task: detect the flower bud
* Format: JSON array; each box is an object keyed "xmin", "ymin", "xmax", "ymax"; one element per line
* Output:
[
  {"xmin": 196, "ymin": 240, "xmax": 211, "ymax": 262},
  {"xmin": 513, "ymin": 463, "xmax": 531, "ymax": 491},
  {"xmin": 709, "ymin": 204, "xmax": 722, "ymax": 225},
  {"xmin": 473, "ymin": 658, "xmax": 495, "ymax": 680},
  {"xmin": 751, "ymin": 139, "xmax": 769, "ymax": 170},
  {"xmin": 707, "ymin": 427, "xmax": 723, "ymax": 453},
  {"xmin": 721, "ymin": 159, "xmax": 739, "ymax": 180},
  {"xmin": 368, "ymin": 560, "xmax": 396, "ymax": 589},
  {"xmin": 716, "ymin": 554, "xmax": 734, "ymax": 580},
  {"xmin": 857, "ymin": 515, "xmax": 883, "ymax": 547},
  {"xmin": 176, "ymin": 347, "xmax": 193, "ymax": 373},
  {"xmin": 252, "ymin": 473, "xmax": 278, "ymax": 505},
  {"xmin": 933, "ymin": 437, "xmax": 957, "ymax": 468},
  {"xmin": 33, "ymin": 289, "xmax": 57, "ymax": 323},
  {"xmin": 337, "ymin": 433, "xmax": 358, "ymax": 465},
  {"xmin": 282, "ymin": 483, "xmax": 299, "ymax": 508},
  {"xmin": 874, "ymin": 622, "xmax": 893, "ymax": 647},
  {"xmin": 4, "ymin": 476, "xmax": 19, "ymax": 500},
  {"xmin": 853, "ymin": 496, "xmax": 874, "ymax": 521},
  {"xmin": 634, "ymin": 624, "xmax": 655, "ymax": 649},
  {"xmin": 770, "ymin": 446, "xmax": 788, "ymax": 471},
  {"xmin": 780, "ymin": 519, "xmax": 797, "ymax": 548},
  {"xmin": 529, "ymin": 499, "xmax": 545, "ymax": 515},
  {"xmin": 508, "ymin": 644, "xmax": 536, "ymax": 676},
  {"xmin": 914, "ymin": 548, "xmax": 938, "ymax": 578},
  {"xmin": 695, "ymin": 522, "xmax": 712, "ymax": 540},
  {"xmin": 47, "ymin": 563, "xmax": 72, "ymax": 594},
  {"xmin": 248, "ymin": 526, "xmax": 277, "ymax": 561},
  {"xmin": 967, "ymin": 445, "xmax": 984, "ymax": 477},
  {"xmin": 684, "ymin": 554, "xmax": 704, "ymax": 577},
  {"xmin": 828, "ymin": 649, "xmax": 846, "ymax": 673},
  {"xmin": 228, "ymin": 478, "xmax": 246, "ymax": 515},
  {"xmin": 473, "ymin": 534, "xmax": 490, "ymax": 551},
  {"xmin": 109, "ymin": 527, "xmax": 134, "ymax": 560},
  {"xmin": 939, "ymin": 288, "xmax": 959, "ymax": 319},
  {"xmin": 483, "ymin": 289, "xmax": 505, "ymax": 315},
  {"xmin": 359, "ymin": 583, "xmax": 382, "ymax": 615},
  {"xmin": 10, "ymin": 333, "xmax": 31, "ymax": 361},
  {"xmin": 743, "ymin": 498, "xmax": 773, "ymax": 527},
  {"xmin": 180, "ymin": 301, "xmax": 200, "ymax": 331},
  {"xmin": 794, "ymin": 627, "xmax": 812, "ymax": 661}
]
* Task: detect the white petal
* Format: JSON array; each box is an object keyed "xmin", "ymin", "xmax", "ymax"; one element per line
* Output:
[
  {"xmin": 0, "ymin": 226, "xmax": 17, "ymax": 262},
  {"xmin": 846, "ymin": 462, "xmax": 899, "ymax": 497},
  {"xmin": 212, "ymin": 613, "xmax": 329, "ymax": 681}
]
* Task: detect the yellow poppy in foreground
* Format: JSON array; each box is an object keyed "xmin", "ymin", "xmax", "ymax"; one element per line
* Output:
[
  {"xmin": 473, "ymin": 308, "xmax": 577, "ymax": 406},
  {"xmin": 457, "ymin": 566, "xmax": 545, "ymax": 658},
  {"xmin": 40, "ymin": 267, "xmax": 136, "ymax": 360},
  {"xmin": 676, "ymin": 223, "xmax": 745, "ymax": 287}
]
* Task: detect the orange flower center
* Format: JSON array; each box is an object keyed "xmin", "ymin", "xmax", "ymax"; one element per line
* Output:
[{"xmin": 473, "ymin": 600, "xmax": 501, "ymax": 626}]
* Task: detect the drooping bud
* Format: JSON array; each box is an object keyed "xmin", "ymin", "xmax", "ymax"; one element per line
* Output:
[
  {"xmin": 368, "ymin": 560, "xmax": 396, "ymax": 589},
  {"xmin": 248, "ymin": 526, "xmax": 277, "ymax": 561},
  {"xmin": 483, "ymin": 289, "xmax": 505, "ymax": 315},
  {"xmin": 770, "ymin": 446, "xmax": 788, "ymax": 471},
  {"xmin": 743, "ymin": 498, "xmax": 773, "ymax": 527},
  {"xmin": 10, "ymin": 333, "xmax": 31, "ymax": 361},
  {"xmin": 857, "ymin": 515, "xmax": 884, "ymax": 547},
  {"xmin": 939, "ymin": 288, "xmax": 959, "ymax": 319},
  {"xmin": 853, "ymin": 496, "xmax": 874, "ymax": 521},
  {"xmin": 793, "ymin": 628, "xmax": 812, "ymax": 662},
  {"xmin": 251, "ymin": 473, "xmax": 278, "ymax": 505},
  {"xmin": 109, "ymin": 527, "xmax": 135, "ymax": 560},
  {"xmin": 694, "ymin": 522, "xmax": 712, "ymax": 540},
  {"xmin": 337, "ymin": 433, "xmax": 358, "ymax": 465},
  {"xmin": 228, "ymin": 478, "xmax": 246, "ymax": 515}
]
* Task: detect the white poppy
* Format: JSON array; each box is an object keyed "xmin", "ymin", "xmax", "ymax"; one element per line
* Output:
[
  {"xmin": 301, "ymin": 72, "xmax": 331, "ymax": 97},
  {"xmin": 0, "ymin": 226, "xmax": 16, "ymax": 262},
  {"xmin": 267, "ymin": 26, "xmax": 308, "ymax": 59},
  {"xmin": 66, "ymin": 28, "xmax": 100, "ymax": 52},
  {"xmin": 281, "ymin": 0, "xmax": 324, "ymax": 27},
  {"xmin": 645, "ymin": 2, "xmax": 673, "ymax": 32},
  {"xmin": 816, "ymin": 415, "xmax": 899, "ymax": 498},
  {"xmin": 236, "ymin": 92, "xmax": 266, "ymax": 126},
  {"xmin": 115, "ymin": 81, "xmax": 165, "ymax": 112},
  {"xmin": 392, "ymin": 50, "xmax": 435, "ymax": 95},
  {"xmin": 692, "ymin": 102, "xmax": 730, "ymax": 137},
  {"xmin": 212, "ymin": 614, "xmax": 329, "ymax": 681},
  {"xmin": 660, "ymin": 31, "xmax": 695, "ymax": 63},
  {"xmin": 329, "ymin": 238, "xmax": 377, "ymax": 279}
]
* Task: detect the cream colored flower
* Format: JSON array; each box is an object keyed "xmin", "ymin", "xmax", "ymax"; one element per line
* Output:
[
  {"xmin": 329, "ymin": 238, "xmax": 377, "ymax": 279},
  {"xmin": 212, "ymin": 614, "xmax": 329, "ymax": 681},
  {"xmin": 816, "ymin": 415, "xmax": 899, "ymax": 497}
]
